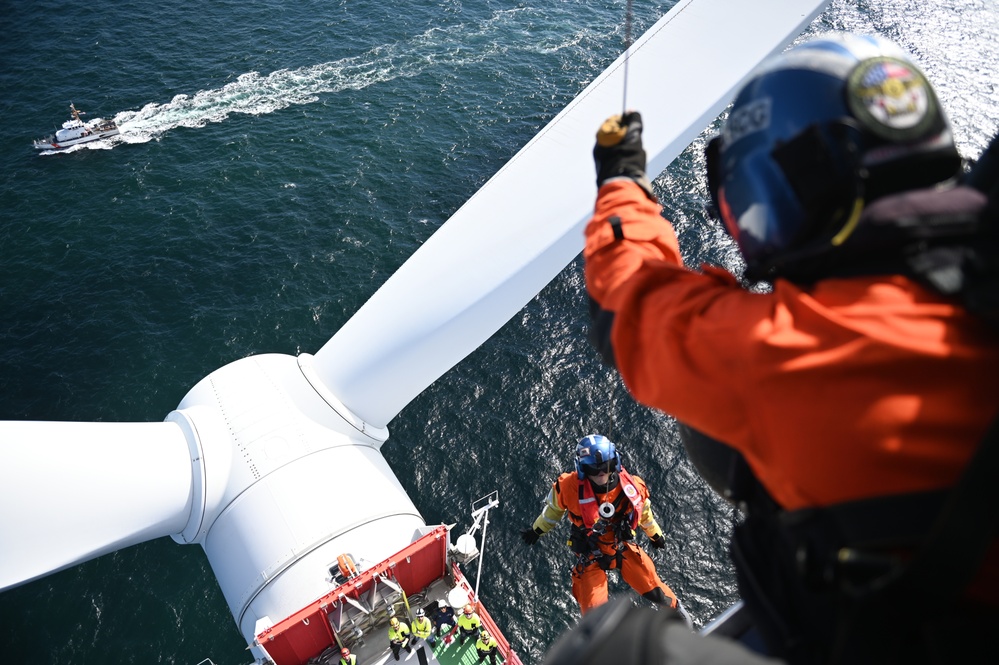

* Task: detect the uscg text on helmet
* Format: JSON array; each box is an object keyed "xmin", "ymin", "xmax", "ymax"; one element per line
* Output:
[{"xmin": 723, "ymin": 98, "xmax": 771, "ymax": 147}]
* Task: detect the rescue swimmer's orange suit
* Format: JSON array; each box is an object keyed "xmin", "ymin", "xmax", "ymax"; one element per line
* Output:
[
  {"xmin": 584, "ymin": 180, "xmax": 999, "ymax": 598},
  {"xmin": 530, "ymin": 467, "xmax": 678, "ymax": 614}
]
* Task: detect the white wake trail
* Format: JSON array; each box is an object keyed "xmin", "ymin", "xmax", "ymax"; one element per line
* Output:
[{"xmin": 108, "ymin": 9, "xmax": 592, "ymax": 146}]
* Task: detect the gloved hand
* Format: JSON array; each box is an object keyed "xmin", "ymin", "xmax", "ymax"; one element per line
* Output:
[
  {"xmin": 521, "ymin": 527, "xmax": 542, "ymax": 545},
  {"xmin": 650, "ymin": 533, "xmax": 666, "ymax": 549},
  {"xmin": 593, "ymin": 111, "xmax": 654, "ymax": 199}
]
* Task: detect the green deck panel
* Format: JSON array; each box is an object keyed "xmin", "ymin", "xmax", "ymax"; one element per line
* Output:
[{"xmin": 425, "ymin": 638, "xmax": 505, "ymax": 665}]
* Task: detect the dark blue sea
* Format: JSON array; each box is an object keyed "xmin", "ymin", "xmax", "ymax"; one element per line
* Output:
[{"xmin": 2, "ymin": 1, "xmax": 996, "ymax": 663}]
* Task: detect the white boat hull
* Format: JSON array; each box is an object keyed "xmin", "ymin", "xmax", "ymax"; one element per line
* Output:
[{"xmin": 33, "ymin": 127, "xmax": 120, "ymax": 150}]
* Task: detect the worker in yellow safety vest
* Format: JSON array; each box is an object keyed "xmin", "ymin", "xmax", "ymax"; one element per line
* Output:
[
  {"xmin": 456, "ymin": 603, "xmax": 482, "ymax": 646},
  {"xmin": 388, "ymin": 616, "xmax": 412, "ymax": 661},
  {"xmin": 411, "ymin": 607, "xmax": 435, "ymax": 648},
  {"xmin": 475, "ymin": 629, "xmax": 500, "ymax": 665}
]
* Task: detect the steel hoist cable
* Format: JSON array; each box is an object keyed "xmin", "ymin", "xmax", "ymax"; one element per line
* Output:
[
  {"xmin": 597, "ymin": 0, "xmax": 638, "ymax": 146},
  {"xmin": 622, "ymin": 0, "xmax": 634, "ymax": 117}
]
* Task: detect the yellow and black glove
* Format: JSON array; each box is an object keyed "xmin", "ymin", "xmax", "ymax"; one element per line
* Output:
[{"xmin": 593, "ymin": 111, "xmax": 655, "ymax": 199}]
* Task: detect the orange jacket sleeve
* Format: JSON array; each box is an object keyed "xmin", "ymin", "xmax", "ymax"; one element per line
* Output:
[{"xmin": 584, "ymin": 180, "xmax": 758, "ymax": 461}]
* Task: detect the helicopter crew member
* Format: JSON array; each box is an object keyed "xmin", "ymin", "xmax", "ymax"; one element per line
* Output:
[
  {"xmin": 339, "ymin": 647, "xmax": 357, "ymax": 665},
  {"xmin": 521, "ymin": 434, "xmax": 680, "ymax": 614},
  {"xmin": 476, "ymin": 629, "xmax": 501, "ymax": 665},
  {"xmin": 582, "ymin": 33, "xmax": 999, "ymax": 664},
  {"xmin": 388, "ymin": 616, "xmax": 412, "ymax": 661},
  {"xmin": 457, "ymin": 603, "xmax": 482, "ymax": 646}
]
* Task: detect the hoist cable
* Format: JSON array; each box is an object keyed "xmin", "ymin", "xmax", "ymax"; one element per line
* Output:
[{"xmin": 622, "ymin": 0, "xmax": 634, "ymax": 116}]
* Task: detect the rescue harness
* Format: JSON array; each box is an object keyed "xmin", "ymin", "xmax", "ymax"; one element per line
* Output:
[{"xmin": 567, "ymin": 471, "xmax": 643, "ymax": 573}]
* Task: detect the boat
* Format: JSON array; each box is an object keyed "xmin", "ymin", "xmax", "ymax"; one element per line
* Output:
[
  {"xmin": 32, "ymin": 103, "xmax": 119, "ymax": 150},
  {"xmin": 255, "ymin": 492, "xmax": 522, "ymax": 665}
]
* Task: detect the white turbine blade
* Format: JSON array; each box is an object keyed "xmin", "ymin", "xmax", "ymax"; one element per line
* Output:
[
  {"xmin": 0, "ymin": 420, "xmax": 193, "ymax": 591},
  {"xmin": 312, "ymin": 0, "xmax": 831, "ymax": 428}
]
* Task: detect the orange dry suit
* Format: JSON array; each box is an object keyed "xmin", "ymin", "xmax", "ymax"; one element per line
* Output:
[
  {"xmin": 531, "ymin": 467, "xmax": 678, "ymax": 614},
  {"xmin": 584, "ymin": 179, "xmax": 999, "ymax": 661}
]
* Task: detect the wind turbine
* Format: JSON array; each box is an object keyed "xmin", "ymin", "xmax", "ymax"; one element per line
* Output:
[{"xmin": 1, "ymin": 0, "xmax": 830, "ymax": 661}]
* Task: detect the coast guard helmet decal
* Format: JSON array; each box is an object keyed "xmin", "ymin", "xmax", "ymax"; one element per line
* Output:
[{"xmin": 847, "ymin": 56, "xmax": 938, "ymax": 141}]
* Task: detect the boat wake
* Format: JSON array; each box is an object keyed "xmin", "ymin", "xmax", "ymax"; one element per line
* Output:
[{"xmin": 51, "ymin": 7, "xmax": 602, "ymax": 152}]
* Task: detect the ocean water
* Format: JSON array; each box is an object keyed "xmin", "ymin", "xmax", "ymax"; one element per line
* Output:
[{"xmin": 1, "ymin": 1, "xmax": 997, "ymax": 664}]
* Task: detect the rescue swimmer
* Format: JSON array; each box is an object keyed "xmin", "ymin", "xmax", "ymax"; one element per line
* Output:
[{"xmin": 521, "ymin": 434, "xmax": 682, "ymax": 615}]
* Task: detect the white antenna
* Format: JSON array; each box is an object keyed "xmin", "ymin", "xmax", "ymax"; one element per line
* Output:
[{"xmin": 465, "ymin": 491, "xmax": 500, "ymax": 603}]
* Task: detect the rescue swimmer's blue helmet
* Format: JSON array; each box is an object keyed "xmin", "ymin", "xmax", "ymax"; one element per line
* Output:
[
  {"xmin": 706, "ymin": 33, "xmax": 961, "ymax": 281},
  {"xmin": 575, "ymin": 434, "xmax": 621, "ymax": 480}
]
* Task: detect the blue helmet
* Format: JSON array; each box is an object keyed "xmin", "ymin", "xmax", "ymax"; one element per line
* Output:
[
  {"xmin": 706, "ymin": 33, "xmax": 961, "ymax": 281},
  {"xmin": 575, "ymin": 434, "xmax": 621, "ymax": 480}
]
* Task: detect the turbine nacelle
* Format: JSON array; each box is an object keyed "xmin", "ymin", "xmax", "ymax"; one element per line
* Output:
[{"xmin": 3, "ymin": 352, "xmax": 424, "ymax": 647}]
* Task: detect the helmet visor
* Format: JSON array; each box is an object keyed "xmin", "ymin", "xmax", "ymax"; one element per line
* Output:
[{"xmin": 580, "ymin": 461, "xmax": 614, "ymax": 477}]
